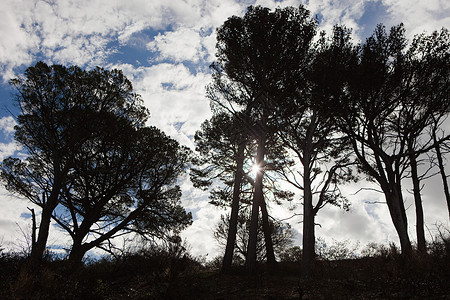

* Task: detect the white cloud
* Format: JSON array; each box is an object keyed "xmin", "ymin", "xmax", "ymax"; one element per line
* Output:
[
  {"xmin": 0, "ymin": 142, "xmax": 21, "ymax": 161},
  {"xmin": 0, "ymin": 116, "xmax": 16, "ymax": 136},
  {"xmin": 181, "ymin": 202, "xmax": 224, "ymax": 258},
  {"xmin": 0, "ymin": 0, "xmax": 232, "ymax": 81},
  {"xmin": 381, "ymin": 0, "xmax": 450, "ymax": 38},
  {"xmin": 302, "ymin": 0, "xmax": 370, "ymax": 41},
  {"xmin": 0, "ymin": 188, "xmax": 37, "ymax": 252},
  {"xmin": 0, "ymin": 117, "xmax": 21, "ymax": 161},
  {"xmin": 147, "ymin": 28, "xmax": 205, "ymax": 63},
  {"xmin": 0, "ymin": 0, "xmax": 37, "ymax": 81},
  {"xmin": 114, "ymin": 62, "xmax": 212, "ymax": 148}
]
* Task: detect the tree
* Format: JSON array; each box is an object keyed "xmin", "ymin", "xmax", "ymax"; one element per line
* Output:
[
  {"xmin": 2, "ymin": 62, "xmax": 143, "ymax": 271},
  {"xmin": 60, "ymin": 125, "xmax": 192, "ymax": 267},
  {"xmin": 392, "ymin": 27, "xmax": 450, "ymax": 253},
  {"xmin": 190, "ymin": 111, "xmax": 252, "ymax": 271},
  {"xmin": 410, "ymin": 28, "xmax": 450, "ymax": 221},
  {"xmin": 431, "ymin": 118, "xmax": 450, "ymax": 220},
  {"xmin": 214, "ymin": 210, "xmax": 293, "ymax": 263},
  {"xmin": 1, "ymin": 62, "xmax": 191, "ymax": 270},
  {"xmin": 329, "ymin": 24, "xmax": 414, "ymax": 255},
  {"xmin": 331, "ymin": 24, "xmax": 450, "ymax": 255},
  {"xmin": 212, "ymin": 5, "xmax": 316, "ymax": 273},
  {"xmin": 191, "ymin": 109, "xmax": 293, "ymax": 271},
  {"xmin": 274, "ymin": 26, "xmax": 357, "ymax": 276}
]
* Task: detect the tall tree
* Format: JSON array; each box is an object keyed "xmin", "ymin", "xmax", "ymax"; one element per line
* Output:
[
  {"xmin": 330, "ymin": 24, "xmax": 415, "ymax": 255},
  {"xmin": 392, "ymin": 27, "xmax": 450, "ymax": 252},
  {"xmin": 2, "ymin": 62, "xmax": 145, "ymax": 271},
  {"xmin": 213, "ymin": 5, "xmax": 316, "ymax": 273},
  {"xmin": 274, "ymin": 26, "xmax": 357, "ymax": 276},
  {"xmin": 431, "ymin": 118, "xmax": 450, "ymax": 220},
  {"xmin": 191, "ymin": 109, "xmax": 293, "ymax": 271},
  {"xmin": 329, "ymin": 24, "xmax": 448, "ymax": 255},
  {"xmin": 1, "ymin": 62, "xmax": 191, "ymax": 270},
  {"xmin": 191, "ymin": 110, "xmax": 253, "ymax": 271},
  {"xmin": 409, "ymin": 28, "xmax": 450, "ymax": 222}
]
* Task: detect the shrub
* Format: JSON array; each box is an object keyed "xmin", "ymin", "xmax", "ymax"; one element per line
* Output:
[
  {"xmin": 316, "ymin": 238, "xmax": 359, "ymax": 260},
  {"xmin": 280, "ymin": 246, "xmax": 302, "ymax": 263}
]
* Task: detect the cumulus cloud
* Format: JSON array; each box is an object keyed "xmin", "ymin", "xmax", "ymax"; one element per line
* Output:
[
  {"xmin": 147, "ymin": 28, "xmax": 206, "ymax": 63},
  {"xmin": 0, "ymin": 0, "xmax": 237, "ymax": 81},
  {"xmin": 180, "ymin": 201, "xmax": 224, "ymax": 258},
  {"xmin": 0, "ymin": 116, "xmax": 16, "ymax": 135},
  {"xmin": 0, "ymin": 116, "xmax": 21, "ymax": 161},
  {"xmin": 0, "ymin": 187, "xmax": 72, "ymax": 254},
  {"xmin": 0, "ymin": 118, "xmax": 31, "ymax": 251},
  {"xmin": 381, "ymin": 0, "xmax": 450, "ymax": 38},
  {"xmin": 114, "ymin": 62, "xmax": 212, "ymax": 148},
  {"xmin": 0, "ymin": 0, "xmax": 37, "ymax": 81},
  {"xmin": 0, "ymin": 191, "xmax": 34, "ymax": 251}
]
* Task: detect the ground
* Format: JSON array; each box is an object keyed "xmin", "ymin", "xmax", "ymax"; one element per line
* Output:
[{"xmin": 1, "ymin": 248, "xmax": 450, "ymax": 299}]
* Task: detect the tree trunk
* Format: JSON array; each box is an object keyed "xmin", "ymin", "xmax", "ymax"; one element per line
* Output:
[
  {"xmin": 301, "ymin": 157, "xmax": 315, "ymax": 277},
  {"xmin": 222, "ymin": 142, "xmax": 245, "ymax": 272},
  {"xmin": 384, "ymin": 183, "xmax": 413, "ymax": 255},
  {"xmin": 409, "ymin": 151, "xmax": 426, "ymax": 253},
  {"xmin": 27, "ymin": 207, "xmax": 37, "ymax": 256},
  {"xmin": 434, "ymin": 142, "xmax": 450, "ymax": 220},
  {"xmin": 260, "ymin": 193, "xmax": 276, "ymax": 264},
  {"xmin": 68, "ymin": 240, "xmax": 88, "ymax": 270},
  {"xmin": 29, "ymin": 193, "xmax": 59, "ymax": 272},
  {"xmin": 301, "ymin": 117, "xmax": 316, "ymax": 277},
  {"xmin": 246, "ymin": 134, "xmax": 265, "ymax": 273}
]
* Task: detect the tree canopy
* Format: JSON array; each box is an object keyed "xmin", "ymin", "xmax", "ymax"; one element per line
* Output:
[
  {"xmin": 199, "ymin": 5, "xmax": 450, "ymax": 276},
  {"xmin": 1, "ymin": 62, "xmax": 192, "ymax": 269}
]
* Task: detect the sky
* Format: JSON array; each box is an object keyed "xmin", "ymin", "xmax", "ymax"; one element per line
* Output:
[{"xmin": 0, "ymin": 0, "xmax": 450, "ymax": 259}]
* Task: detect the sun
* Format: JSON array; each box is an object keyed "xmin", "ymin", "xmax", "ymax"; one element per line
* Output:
[{"xmin": 251, "ymin": 164, "xmax": 261, "ymax": 176}]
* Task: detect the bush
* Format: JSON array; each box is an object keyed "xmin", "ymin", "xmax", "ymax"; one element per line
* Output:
[
  {"xmin": 280, "ymin": 246, "xmax": 302, "ymax": 262},
  {"xmin": 0, "ymin": 248, "xmax": 27, "ymax": 298},
  {"xmin": 316, "ymin": 238, "xmax": 359, "ymax": 260}
]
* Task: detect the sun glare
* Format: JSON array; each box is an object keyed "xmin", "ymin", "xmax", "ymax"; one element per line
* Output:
[{"xmin": 251, "ymin": 164, "xmax": 261, "ymax": 176}]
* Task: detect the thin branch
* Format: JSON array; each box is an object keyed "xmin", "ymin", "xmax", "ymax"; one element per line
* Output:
[
  {"xmin": 364, "ymin": 200, "xmax": 387, "ymax": 204},
  {"xmin": 351, "ymin": 187, "xmax": 383, "ymax": 195}
]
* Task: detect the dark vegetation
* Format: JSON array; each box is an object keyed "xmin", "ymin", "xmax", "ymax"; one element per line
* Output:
[
  {"xmin": 1, "ymin": 3, "xmax": 450, "ymax": 299},
  {"xmin": 1, "ymin": 235, "xmax": 450, "ymax": 299}
]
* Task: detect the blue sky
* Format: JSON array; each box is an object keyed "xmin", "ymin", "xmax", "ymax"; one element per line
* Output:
[{"xmin": 1, "ymin": 0, "xmax": 449, "ymax": 258}]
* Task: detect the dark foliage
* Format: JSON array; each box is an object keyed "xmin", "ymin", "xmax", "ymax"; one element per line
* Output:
[
  {"xmin": 1, "ymin": 62, "xmax": 192, "ymax": 269},
  {"xmin": 214, "ymin": 211, "xmax": 294, "ymax": 262},
  {"xmin": 1, "ymin": 235, "xmax": 449, "ymax": 299}
]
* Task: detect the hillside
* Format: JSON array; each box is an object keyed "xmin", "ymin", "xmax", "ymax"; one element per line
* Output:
[{"xmin": 2, "ymin": 243, "xmax": 450, "ymax": 299}]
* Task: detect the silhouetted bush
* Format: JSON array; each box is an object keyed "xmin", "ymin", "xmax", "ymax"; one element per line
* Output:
[
  {"xmin": 279, "ymin": 246, "xmax": 302, "ymax": 263},
  {"xmin": 315, "ymin": 238, "xmax": 360, "ymax": 260},
  {"xmin": 0, "ymin": 247, "xmax": 27, "ymax": 299},
  {"xmin": 1, "ymin": 234, "xmax": 450, "ymax": 299}
]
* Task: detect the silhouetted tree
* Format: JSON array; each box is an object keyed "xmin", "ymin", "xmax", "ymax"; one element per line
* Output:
[
  {"xmin": 393, "ymin": 27, "xmax": 450, "ymax": 252},
  {"xmin": 275, "ymin": 26, "xmax": 357, "ymax": 276},
  {"xmin": 331, "ymin": 24, "xmax": 450, "ymax": 255},
  {"xmin": 1, "ymin": 62, "xmax": 191, "ymax": 270},
  {"xmin": 214, "ymin": 210, "xmax": 293, "ymax": 262},
  {"xmin": 190, "ymin": 111, "xmax": 253, "ymax": 272},
  {"xmin": 61, "ymin": 125, "xmax": 192, "ymax": 267},
  {"xmin": 213, "ymin": 5, "xmax": 316, "ymax": 273},
  {"xmin": 1, "ymin": 62, "xmax": 143, "ymax": 271},
  {"xmin": 410, "ymin": 28, "xmax": 450, "ymax": 222},
  {"xmin": 431, "ymin": 118, "xmax": 450, "ymax": 220},
  {"xmin": 191, "ymin": 109, "xmax": 294, "ymax": 271},
  {"xmin": 329, "ymin": 24, "xmax": 414, "ymax": 255}
]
